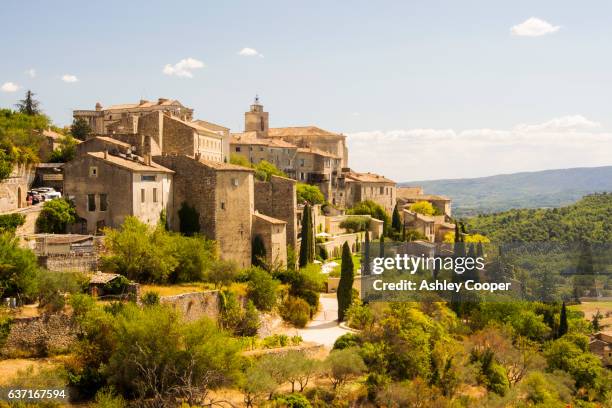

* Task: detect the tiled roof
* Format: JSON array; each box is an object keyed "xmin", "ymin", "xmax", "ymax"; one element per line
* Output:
[
  {"xmin": 230, "ymin": 133, "xmax": 298, "ymax": 149},
  {"xmin": 105, "ymin": 99, "xmax": 184, "ymax": 111},
  {"xmin": 87, "ymin": 152, "xmax": 174, "ymax": 173},
  {"xmin": 89, "ymin": 136, "xmax": 131, "ymax": 148},
  {"xmin": 198, "ymin": 158, "xmax": 254, "ymax": 172},
  {"xmin": 89, "ymin": 272, "xmax": 122, "ymax": 284},
  {"xmin": 297, "ymin": 147, "xmax": 338, "ymax": 158},
  {"xmin": 268, "ymin": 126, "xmax": 344, "ymax": 138},
  {"xmin": 192, "ymin": 119, "xmax": 229, "ymax": 132},
  {"xmin": 42, "ymin": 129, "xmax": 64, "ymax": 140},
  {"xmin": 344, "ymin": 171, "xmax": 395, "ymax": 184},
  {"xmin": 168, "ymin": 116, "xmax": 222, "ymax": 137},
  {"xmin": 403, "ymin": 209, "xmax": 435, "ymax": 223},
  {"xmin": 253, "ymin": 212, "xmax": 287, "ymax": 225}
]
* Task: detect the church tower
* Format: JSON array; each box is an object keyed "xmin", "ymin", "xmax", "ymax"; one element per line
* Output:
[{"xmin": 244, "ymin": 95, "xmax": 269, "ymax": 137}]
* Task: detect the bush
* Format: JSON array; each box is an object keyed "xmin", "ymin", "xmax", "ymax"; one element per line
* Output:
[
  {"xmin": 346, "ymin": 301, "xmax": 374, "ymax": 330},
  {"xmin": 263, "ymin": 334, "xmax": 290, "ymax": 348},
  {"xmin": 280, "ymin": 296, "xmax": 311, "ymax": 328},
  {"xmin": 254, "ymin": 160, "xmax": 287, "ymax": 181},
  {"xmin": 246, "ymin": 267, "xmax": 279, "ymax": 311},
  {"xmin": 177, "ymin": 201, "xmax": 200, "ymax": 236},
  {"xmin": 36, "ymin": 198, "xmax": 77, "ymax": 233},
  {"xmin": 340, "ymin": 216, "xmax": 370, "ymax": 233},
  {"xmin": 346, "ymin": 201, "xmax": 390, "ymax": 232},
  {"xmin": 140, "ymin": 291, "xmax": 160, "ymax": 306},
  {"xmin": 333, "ymin": 333, "xmax": 360, "ymax": 350},
  {"xmin": 38, "ymin": 271, "xmax": 86, "ymax": 314},
  {"xmin": 275, "ymin": 393, "xmax": 312, "ymax": 408},
  {"xmin": 0, "ymin": 232, "xmax": 40, "ymax": 299},
  {"xmin": 102, "ymin": 275, "xmax": 130, "ymax": 295},
  {"xmin": 317, "ymin": 245, "xmax": 329, "ymax": 261},
  {"xmin": 0, "ymin": 213, "xmax": 25, "ymax": 232}
]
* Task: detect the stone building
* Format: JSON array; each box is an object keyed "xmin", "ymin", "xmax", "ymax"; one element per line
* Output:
[
  {"xmin": 73, "ymin": 98, "xmax": 193, "ymax": 135},
  {"xmin": 254, "ymin": 175, "xmax": 298, "ymax": 250},
  {"xmin": 402, "ymin": 209, "xmax": 455, "ymax": 243},
  {"xmin": 63, "ymin": 149, "xmax": 174, "ymax": 234},
  {"xmin": 590, "ymin": 331, "xmax": 612, "ymax": 367},
  {"xmin": 0, "ymin": 164, "xmax": 34, "ymax": 212},
  {"xmin": 231, "ymin": 131, "xmax": 297, "ymax": 177},
  {"xmin": 339, "ymin": 170, "xmax": 397, "ymax": 214},
  {"xmin": 252, "ymin": 212, "xmax": 287, "ymax": 268},
  {"xmin": 153, "ymin": 155, "xmax": 256, "ymax": 268},
  {"xmin": 397, "ymin": 186, "xmax": 452, "ymax": 217}
]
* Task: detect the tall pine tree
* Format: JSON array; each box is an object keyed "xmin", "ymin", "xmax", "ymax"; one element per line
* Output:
[
  {"xmin": 337, "ymin": 241, "xmax": 354, "ymax": 322},
  {"xmin": 299, "ymin": 204, "xmax": 314, "ymax": 267},
  {"xmin": 16, "ymin": 90, "xmax": 41, "ymax": 115},
  {"xmin": 362, "ymin": 230, "xmax": 371, "ymax": 275}
]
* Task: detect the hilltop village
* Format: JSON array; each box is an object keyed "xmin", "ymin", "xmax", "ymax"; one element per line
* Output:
[{"xmin": 4, "ymin": 96, "xmax": 455, "ymax": 269}]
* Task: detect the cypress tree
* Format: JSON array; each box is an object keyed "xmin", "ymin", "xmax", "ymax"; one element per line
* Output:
[
  {"xmin": 337, "ymin": 241, "xmax": 354, "ymax": 322},
  {"xmin": 299, "ymin": 205, "xmax": 313, "ymax": 267},
  {"xmin": 363, "ymin": 230, "xmax": 371, "ymax": 275},
  {"xmin": 252, "ymin": 234, "xmax": 266, "ymax": 267},
  {"xmin": 401, "ymin": 224, "xmax": 406, "ymax": 241},
  {"xmin": 379, "ymin": 235, "xmax": 385, "ymax": 258},
  {"xmin": 391, "ymin": 203, "xmax": 401, "ymax": 233},
  {"xmin": 558, "ymin": 302, "xmax": 568, "ymax": 338}
]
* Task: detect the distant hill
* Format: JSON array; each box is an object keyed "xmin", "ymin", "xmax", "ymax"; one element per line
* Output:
[{"xmin": 400, "ymin": 166, "xmax": 612, "ymax": 217}]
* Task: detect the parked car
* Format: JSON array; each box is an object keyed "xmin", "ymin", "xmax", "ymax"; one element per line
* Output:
[{"xmin": 42, "ymin": 191, "xmax": 62, "ymax": 200}]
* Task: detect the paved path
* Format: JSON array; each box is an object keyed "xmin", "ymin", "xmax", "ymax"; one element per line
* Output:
[{"xmin": 293, "ymin": 293, "xmax": 352, "ymax": 348}]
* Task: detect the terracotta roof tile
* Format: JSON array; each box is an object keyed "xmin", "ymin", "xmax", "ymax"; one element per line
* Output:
[
  {"xmin": 253, "ymin": 212, "xmax": 286, "ymax": 225},
  {"xmin": 344, "ymin": 171, "xmax": 395, "ymax": 184},
  {"xmin": 87, "ymin": 152, "xmax": 174, "ymax": 173},
  {"xmin": 268, "ymin": 126, "xmax": 344, "ymax": 138}
]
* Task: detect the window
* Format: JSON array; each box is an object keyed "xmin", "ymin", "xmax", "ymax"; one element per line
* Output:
[
  {"xmin": 380, "ymin": 187, "xmax": 384, "ymax": 194},
  {"xmin": 141, "ymin": 175, "xmax": 156, "ymax": 182},
  {"xmin": 89, "ymin": 166, "xmax": 98, "ymax": 177},
  {"xmin": 260, "ymin": 147, "xmax": 264, "ymax": 152},
  {"xmin": 153, "ymin": 188, "xmax": 158, "ymax": 203},
  {"xmin": 300, "ymin": 159, "xmax": 305, "ymax": 167},
  {"xmin": 231, "ymin": 178, "xmax": 239, "ymax": 187},
  {"xmin": 236, "ymin": 146, "xmax": 241, "ymax": 152},
  {"xmin": 141, "ymin": 189, "xmax": 145, "ymax": 203},
  {"xmin": 221, "ymin": 201, "xmax": 225, "ymax": 210},
  {"xmin": 99, "ymin": 194, "xmax": 108, "ymax": 211},
  {"xmin": 88, "ymin": 194, "xmax": 96, "ymax": 211}
]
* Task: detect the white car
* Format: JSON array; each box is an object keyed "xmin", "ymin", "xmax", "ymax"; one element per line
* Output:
[{"xmin": 42, "ymin": 191, "xmax": 62, "ymax": 200}]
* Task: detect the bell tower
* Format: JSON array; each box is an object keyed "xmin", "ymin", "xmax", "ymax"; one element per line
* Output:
[{"xmin": 244, "ymin": 95, "xmax": 269, "ymax": 137}]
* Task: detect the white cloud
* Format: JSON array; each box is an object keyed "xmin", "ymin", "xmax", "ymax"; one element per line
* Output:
[
  {"xmin": 347, "ymin": 115, "xmax": 612, "ymax": 181},
  {"xmin": 61, "ymin": 74, "xmax": 79, "ymax": 83},
  {"xmin": 25, "ymin": 68, "xmax": 36, "ymax": 78},
  {"xmin": 1, "ymin": 82, "xmax": 20, "ymax": 92},
  {"xmin": 511, "ymin": 17, "xmax": 560, "ymax": 37},
  {"xmin": 238, "ymin": 47, "xmax": 264, "ymax": 58},
  {"xmin": 162, "ymin": 57, "xmax": 205, "ymax": 78}
]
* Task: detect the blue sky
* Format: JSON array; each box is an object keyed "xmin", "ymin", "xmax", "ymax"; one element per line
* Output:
[{"xmin": 1, "ymin": 0, "xmax": 611, "ymax": 180}]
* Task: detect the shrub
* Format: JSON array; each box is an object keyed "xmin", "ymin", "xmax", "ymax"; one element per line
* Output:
[
  {"xmin": 297, "ymin": 183, "xmax": 325, "ymax": 205},
  {"xmin": 177, "ymin": 201, "xmax": 200, "ymax": 236},
  {"xmin": 0, "ymin": 232, "xmax": 39, "ymax": 299},
  {"xmin": 409, "ymin": 201, "xmax": 437, "ymax": 216},
  {"xmin": 346, "ymin": 301, "xmax": 374, "ymax": 330},
  {"xmin": 280, "ymin": 296, "xmax": 311, "ymax": 328},
  {"xmin": 246, "ymin": 267, "xmax": 279, "ymax": 311},
  {"xmin": 275, "ymin": 393, "xmax": 312, "ymax": 408},
  {"xmin": 102, "ymin": 275, "xmax": 130, "ymax": 295},
  {"xmin": 0, "ymin": 213, "xmax": 25, "ymax": 232},
  {"xmin": 38, "ymin": 271, "xmax": 86, "ymax": 314},
  {"xmin": 140, "ymin": 291, "xmax": 160, "ymax": 306},
  {"xmin": 254, "ymin": 160, "xmax": 287, "ymax": 181},
  {"xmin": 317, "ymin": 245, "xmax": 329, "ymax": 261},
  {"xmin": 36, "ymin": 198, "xmax": 77, "ymax": 233},
  {"xmin": 333, "ymin": 333, "xmax": 360, "ymax": 350},
  {"xmin": 340, "ymin": 216, "xmax": 370, "ymax": 233}
]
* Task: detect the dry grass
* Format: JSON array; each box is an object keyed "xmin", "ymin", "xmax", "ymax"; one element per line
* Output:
[
  {"xmin": 569, "ymin": 301, "xmax": 612, "ymax": 330},
  {"xmin": 0, "ymin": 358, "xmax": 60, "ymax": 385},
  {"xmin": 140, "ymin": 282, "xmax": 215, "ymax": 297}
]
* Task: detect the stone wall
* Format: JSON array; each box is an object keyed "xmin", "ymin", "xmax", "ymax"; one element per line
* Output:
[
  {"xmin": 160, "ymin": 291, "xmax": 220, "ymax": 323},
  {"xmin": 252, "ymin": 213, "xmax": 287, "ymax": 268},
  {"xmin": 38, "ymin": 253, "xmax": 99, "ymax": 273},
  {"xmin": 163, "ymin": 116, "xmax": 195, "ymax": 157},
  {"xmin": 0, "ymin": 164, "xmax": 34, "ymax": 212},
  {"xmin": 2, "ymin": 314, "xmax": 76, "ymax": 357},
  {"xmin": 254, "ymin": 176, "xmax": 298, "ymax": 250}
]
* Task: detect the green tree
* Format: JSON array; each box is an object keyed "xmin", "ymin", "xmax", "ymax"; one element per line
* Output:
[
  {"xmin": 409, "ymin": 201, "xmax": 436, "ymax": 216},
  {"xmin": 252, "ymin": 234, "xmax": 266, "ymax": 267},
  {"xmin": 337, "ymin": 242, "xmax": 354, "ymax": 322},
  {"xmin": 347, "ymin": 200, "xmax": 390, "ymax": 234},
  {"xmin": 36, "ymin": 198, "xmax": 77, "ymax": 233},
  {"xmin": 178, "ymin": 202, "xmax": 200, "ymax": 236},
  {"xmin": 229, "ymin": 153, "xmax": 250, "ymax": 167},
  {"xmin": 70, "ymin": 117, "xmax": 92, "ymax": 141},
  {"xmin": 298, "ymin": 204, "xmax": 314, "ymax": 267},
  {"xmin": 0, "ymin": 232, "xmax": 39, "ymax": 299},
  {"xmin": 324, "ymin": 348, "xmax": 366, "ymax": 389},
  {"xmin": 205, "ymin": 260, "xmax": 239, "ymax": 288},
  {"xmin": 280, "ymin": 296, "xmax": 311, "ymax": 328},
  {"xmin": 49, "ymin": 134, "xmax": 78, "ymax": 162},
  {"xmin": 296, "ymin": 183, "xmax": 325, "ymax": 205},
  {"xmin": 16, "ymin": 90, "xmax": 41, "ymax": 115},
  {"xmin": 246, "ymin": 267, "xmax": 279, "ymax": 311},
  {"xmin": 558, "ymin": 302, "xmax": 568, "ymax": 338},
  {"xmin": 391, "ymin": 203, "xmax": 401, "ymax": 232},
  {"xmin": 254, "ymin": 160, "xmax": 287, "ymax": 181}
]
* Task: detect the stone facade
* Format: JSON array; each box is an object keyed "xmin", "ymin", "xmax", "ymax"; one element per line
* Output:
[
  {"xmin": 254, "ymin": 175, "xmax": 298, "ymax": 250},
  {"xmin": 0, "ymin": 164, "xmax": 34, "ymax": 212},
  {"xmin": 339, "ymin": 170, "xmax": 397, "ymax": 214},
  {"xmin": 252, "ymin": 212, "xmax": 287, "ymax": 268},
  {"xmin": 63, "ymin": 150, "xmax": 173, "ymax": 234},
  {"xmin": 397, "ymin": 186, "xmax": 452, "ymax": 217},
  {"xmin": 153, "ymin": 155, "xmax": 255, "ymax": 268},
  {"xmin": 73, "ymin": 98, "xmax": 193, "ymax": 136}
]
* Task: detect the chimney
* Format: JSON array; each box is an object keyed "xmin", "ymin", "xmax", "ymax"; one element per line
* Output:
[
  {"xmin": 104, "ymin": 150, "xmax": 108, "ymax": 159},
  {"xmin": 158, "ymin": 98, "xmax": 168, "ymax": 105},
  {"xmin": 95, "ymin": 102, "xmax": 102, "ymax": 111},
  {"xmin": 144, "ymin": 154, "xmax": 151, "ymax": 166}
]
